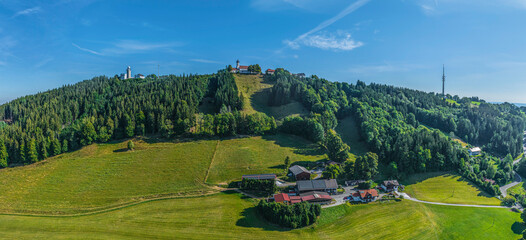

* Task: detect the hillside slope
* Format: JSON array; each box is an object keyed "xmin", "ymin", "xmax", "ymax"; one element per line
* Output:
[
  {"xmin": 0, "ymin": 134, "xmax": 324, "ymax": 214},
  {"xmin": 234, "ymin": 74, "xmax": 308, "ymax": 120}
]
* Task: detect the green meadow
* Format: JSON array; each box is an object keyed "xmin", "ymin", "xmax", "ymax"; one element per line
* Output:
[
  {"xmin": 403, "ymin": 172, "xmax": 501, "ymax": 206},
  {"xmin": 0, "ymin": 191, "xmax": 519, "ymax": 239}
]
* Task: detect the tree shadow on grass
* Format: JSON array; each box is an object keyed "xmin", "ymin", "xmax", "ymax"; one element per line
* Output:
[
  {"xmin": 113, "ymin": 148, "xmax": 129, "ymax": 153},
  {"xmin": 236, "ymin": 206, "xmax": 292, "ymax": 232},
  {"xmin": 511, "ymin": 221, "xmax": 526, "ymax": 234},
  {"xmin": 261, "ymin": 134, "xmax": 325, "ymax": 157}
]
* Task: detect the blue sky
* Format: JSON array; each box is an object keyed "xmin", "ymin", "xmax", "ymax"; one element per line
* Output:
[{"xmin": 1, "ymin": 0, "xmax": 526, "ymax": 104}]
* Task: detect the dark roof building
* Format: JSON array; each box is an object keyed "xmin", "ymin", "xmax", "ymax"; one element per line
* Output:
[
  {"xmin": 381, "ymin": 180, "xmax": 400, "ymax": 192},
  {"xmin": 289, "ymin": 165, "xmax": 311, "ymax": 180},
  {"xmin": 296, "ymin": 179, "xmax": 338, "ymax": 193},
  {"xmin": 242, "ymin": 174, "xmax": 277, "ymax": 180}
]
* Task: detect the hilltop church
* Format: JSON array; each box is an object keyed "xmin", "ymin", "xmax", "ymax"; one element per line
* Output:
[{"xmin": 230, "ymin": 60, "xmax": 250, "ymax": 74}]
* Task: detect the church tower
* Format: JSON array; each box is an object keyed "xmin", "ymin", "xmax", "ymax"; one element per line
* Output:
[
  {"xmin": 442, "ymin": 65, "xmax": 445, "ymax": 99},
  {"xmin": 236, "ymin": 60, "xmax": 240, "ymax": 69},
  {"xmin": 127, "ymin": 66, "xmax": 131, "ymax": 79}
]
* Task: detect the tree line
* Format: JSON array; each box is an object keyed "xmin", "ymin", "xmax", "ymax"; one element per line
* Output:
[
  {"xmin": 265, "ymin": 69, "xmax": 523, "ymax": 194},
  {"xmin": 0, "ymin": 70, "xmax": 274, "ymax": 166},
  {"xmin": 256, "ymin": 200, "xmax": 321, "ymax": 229}
]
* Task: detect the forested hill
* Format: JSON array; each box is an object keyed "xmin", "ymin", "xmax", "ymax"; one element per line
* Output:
[
  {"xmin": 0, "ymin": 67, "xmax": 524, "ymax": 194},
  {"xmin": 0, "ymin": 71, "xmax": 275, "ymax": 166}
]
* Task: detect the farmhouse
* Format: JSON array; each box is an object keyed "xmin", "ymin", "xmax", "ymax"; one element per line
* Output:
[
  {"xmin": 300, "ymin": 191, "xmax": 332, "ymax": 204},
  {"xmin": 296, "ymin": 179, "xmax": 338, "ymax": 194},
  {"xmin": 265, "ymin": 69, "xmax": 275, "ymax": 75},
  {"xmin": 381, "ymin": 180, "xmax": 400, "ymax": 192},
  {"xmin": 272, "ymin": 192, "xmax": 332, "ymax": 205},
  {"xmin": 350, "ymin": 189, "xmax": 378, "ymax": 203},
  {"xmin": 242, "ymin": 174, "xmax": 276, "ymax": 181},
  {"xmin": 289, "ymin": 165, "xmax": 311, "ymax": 180},
  {"xmin": 469, "ymin": 147, "xmax": 481, "ymax": 156}
]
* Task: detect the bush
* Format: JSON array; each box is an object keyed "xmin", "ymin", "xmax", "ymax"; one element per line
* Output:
[
  {"xmin": 240, "ymin": 179, "xmax": 276, "ymax": 195},
  {"xmin": 256, "ymin": 200, "xmax": 321, "ymax": 228},
  {"xmin": 358, "ymin": 180, "xmax": 373, "ymax": 189},
  {"xmin": 502, "ymin": 196, "xmax": 516, "ymax": 206}
]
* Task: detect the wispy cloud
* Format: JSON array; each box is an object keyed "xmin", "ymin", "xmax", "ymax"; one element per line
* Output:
[
  {"xmin": 12, "ymin": 7, "xmax": 41, "ymax": 18},
  {"xmin": 0, "ymin": 36, "xmax": 17, "ymax": 65},
  {"xmin": 414, "ymin": 0, "xmax": 526, "ymax": 15},
  {"xmin": 113, "ymin": 40, "xmax": 177, "ymax": 51},
  {"xmin": 72, "ymin": 43, "xmax": 102, "ymax": 55},
  {"xmin": 286, "ymin": 31, "xmax": 363, "ymax": 51},
  {"xmin": 348, "ymin": 63, "xmax": 427, "ymax": 74},
  {"xmin": 35, "ymin": 57, "xmax": 53, "ymax": 68},
  {"xmin": 283, "ymin": 0, "xmax": 369, "ymax": 51},
  {"xmin": 190, "ymin": 59, "xmax": 222, "ymax": 64},
  {"xmin": 72, "ymin": 40, "xmax": 181, "ymax": 56}
]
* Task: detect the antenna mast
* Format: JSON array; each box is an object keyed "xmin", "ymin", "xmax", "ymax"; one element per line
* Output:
[{"xmin": 442, "ymin": 64, "xmax": 446, "ymax": 99}]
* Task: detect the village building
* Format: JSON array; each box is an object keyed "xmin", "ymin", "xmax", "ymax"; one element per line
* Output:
[
  {"xmin": 300, "ymin": 191, "xmax": 332, "ymax": 204},
  {"xmin": 265, "ymin": 69, "xmax": 275, "ymax": 75},
  {"xmin": 469, "ymin": 147, "xmax": 481, "ymax": 156},
  {"xmin": 135, "ymin": 74, "xmax": 145, "ymax": 79},
  {"xmin": 381, "ymin": 180, "xmax": 400, "ymax": 192},
  {"xmin": 484, "ymin": 178, "xmax": 496, "ymax": 185},
  {"xmin": 272, "ymin": 192, "xmax": 332, "ymax": 205},
  {"xmin": 293, "ymin": 73, "xmax": 306, "ymax": 78},
  {"xmin": 230, "ymin": 60, "xmax": 250, "ymax": 74},
  {"xmin": 242, "ymin": 174, "xmax": 276, "ymax": 181},
  {"xmin": 289, "ymin": 165, "xmax": 311, "ymax": 180},
  {"xmin": 296, "ymin": 179, "xmax": 338, "ymax": 194},
  {"xmin": 350, "ymin": 189, "xmax": 378, "ymax": 203}
]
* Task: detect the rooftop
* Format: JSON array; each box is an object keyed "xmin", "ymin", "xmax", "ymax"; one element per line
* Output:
[
  {"xmin": 242, "ymin": 174, "xmax": 276, "ymax": 180},
  {"xmin": 289, "ymin": 165, "xmax": 309, "ymax": 176},
  {"xmin": 297, "ymin": 179, "xmax": 338, "ymax": 192}
]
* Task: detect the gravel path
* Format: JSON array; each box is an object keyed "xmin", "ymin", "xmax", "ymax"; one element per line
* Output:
[{"xmin": 398, "ymin": 192, "xmax": 508, "ymax": 208}]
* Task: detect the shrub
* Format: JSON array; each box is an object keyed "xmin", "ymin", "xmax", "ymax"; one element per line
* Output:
[{"xmin": 256, "ymin": 200, "xmax": 321, "ymax": 229}]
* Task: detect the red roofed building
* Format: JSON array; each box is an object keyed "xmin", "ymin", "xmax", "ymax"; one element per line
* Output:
[
  {"xmin": 300, "ymin": 191, "xmax": 332, "ymax": 204},
  {"xmin": 290, "ymin": 196, "xmax": 302, "ymax": 204},
  {"xmin": 273, "ymin": 193, "xmax": 290, "ymax": 204},
  {"xmin": 266, "ymin": 69, "xmax": 275, "ymax": 75},
  {"xmin": 350, "ymin": 189, "xmax": 378, "ymax": 203}
]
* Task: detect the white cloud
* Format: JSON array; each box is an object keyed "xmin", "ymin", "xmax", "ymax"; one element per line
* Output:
[
  {"xmin": 72, "ymin": 43, "xmax": 102, "ymax": 55},
  {"xmin": 283, "ymin": 0, "xmax": 369, "ymax": 51},
  {"xmin": 12, "ymin": 7, "xmax": 41, "ymax": 18},
  {"xmin": 289, "ymin": 31, "xmax": 363, "ymax": 51},
  {"xmin": 190, "ymin": 59, "xmax": 222, "ymax": 64}
]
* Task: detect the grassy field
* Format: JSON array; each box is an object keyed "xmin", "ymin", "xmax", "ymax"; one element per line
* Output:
[
  {"xmin": 0, "ymin": 139, "xmax": 218, "ymax": 214},
  {"xmin": 234, "ymin": 74, "xmax": 308, "ymax": 120},
  {"xmin": 0, "ymin": 134, "xmax": 324, "ymax": 214},
  {"xmin": 0, "ymin": 191, "xmax": 519, "ymax": 239},
  {"xmin": 335, "ymin": 116, "xmax": 369, "ymax": 161},
  {"xmin": 206, "ymin": 134, "xmax": 326, "ymax": 184},
  {"xmin": 509, "ymin": 182, "xmax": 526, "ymax": 196},
  {"xmin": 403, "ymin": 172, "xmax": 501, "ymax": 206}
]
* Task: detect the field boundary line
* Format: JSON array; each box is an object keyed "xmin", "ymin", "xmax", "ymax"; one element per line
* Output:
[
  {"xmin": 0, "ymin": 190, "xmax": 224, "ymax": 218},
  {"xmin": 203, "ymin": 140, "xmax": 220, "ymax": 184}
]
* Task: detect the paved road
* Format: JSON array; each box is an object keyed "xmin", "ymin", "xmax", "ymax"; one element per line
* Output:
[
  {"xmin": 500, "ymin": 171, "xmax": 522, "ymax": 197},
  {"xmin": 322, "ymin": 186, "xmax": 354, "ymax": 208},
  {"xmin": 499, "ymin": 132, "xmax": 526, "ymax": 197}
]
